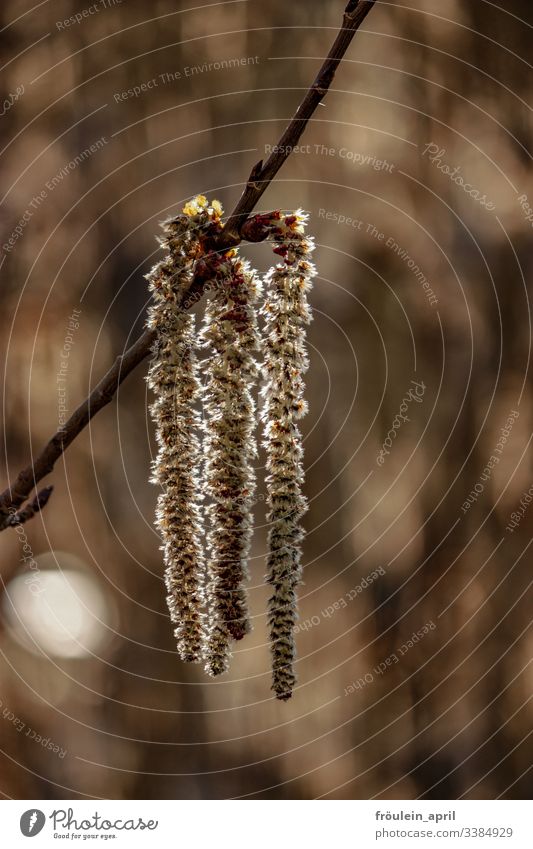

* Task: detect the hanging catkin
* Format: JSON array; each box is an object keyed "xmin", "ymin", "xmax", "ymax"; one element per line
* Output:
[
  {"xmin": 261, "ymin": 211, "xmax": 316, "ymax": 700},
  {"xmin": 201, "ymin": 250, "xmax": 262, "ymax": 675},
  {"xmin": 146, "ymin": 196, "xmax": 316, "ymax": 699},
  {"xmin": 146, "ymin": 196, "xmax": 223, "ymax": 663}
]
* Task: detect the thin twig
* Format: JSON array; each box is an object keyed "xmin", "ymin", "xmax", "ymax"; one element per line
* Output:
[
  {"xmin": 0, "ymin": 330, "xmax": 155, "ymax": 528},
  {"xmin": 0, "ymin": 0, "xmax": 377, "ymax": 530},
  {"xmin": 222, "ymin": 0, "xmax": 376, "ymax": 243},
  {"xmin": 4, "ymin": 486, "xmax": 54, "ymax": 527}
]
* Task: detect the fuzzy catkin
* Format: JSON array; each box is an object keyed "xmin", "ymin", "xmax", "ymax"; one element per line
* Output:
[
  {"xmin": 147, "ymin": 196, "xmax": 316, "ymax": 700},
  {"xmin": 261, "ymin": 211, "xmax": 316, "ymax": 700},
  {"xmin": 201, "ymin": 252, "xmax": 262, "ymax": 675},
  {"xmin": 147, "ymin": 197, "xmax": 223, "ymax": 663}
]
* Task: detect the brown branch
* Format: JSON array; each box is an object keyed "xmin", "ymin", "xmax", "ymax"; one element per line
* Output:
[
  {"xmin": 0, "ymin": 329, "xmax": 156, "ymax": 529},
  {"xmin": 222, "ymin": 0, "xmax": 377, "ymax": 244},
  {"xmin": 0, "ymin": 0, "xmax": 377, "ymax": 530},
  {"xmin": 4, "ymin": 486, "xmax": 54, "ymax": 527}
]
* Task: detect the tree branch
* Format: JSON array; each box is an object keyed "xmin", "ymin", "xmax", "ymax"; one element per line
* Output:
[
  {"xmin": 4, "ymin": 486, "xmax": 54, "ymax": 527},
  {"xmin": 222, "ymin": 0, "xmax": 377, "ymax": 243},
  {"xmin": 0, "ymin": 0, "xmax": 377, "ymax": 530}
]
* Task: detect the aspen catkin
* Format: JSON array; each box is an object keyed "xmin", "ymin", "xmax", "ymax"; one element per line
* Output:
[
  {"xmin": 261, "ymin": 210, "xmax": 316, "ymax": 699},
  {"xmin": 201, "ymin": 250, "xmax": 262, "ymax": 675},
  {"xmin": 147, "ymin": 196, "xmax": 316, "ymax": 700},
  {"xmin": 147, "ymin": 196, "xmax": 223, "ymax": 663}
]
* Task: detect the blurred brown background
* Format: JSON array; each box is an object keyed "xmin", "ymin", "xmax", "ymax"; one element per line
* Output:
[{"xmin": 0, "ymin": 0, "xmax": 532, "ymax": 799}]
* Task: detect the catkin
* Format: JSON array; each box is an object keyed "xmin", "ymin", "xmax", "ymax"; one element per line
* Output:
[
  {"xmin": 261, "ymin": 211, "xmax": 316, "ymax": 700},
  {"xmin": 146, "ymin": 196, "xmax": 316, "ymax": 700},
  {"xmin": 147, "ymin": 196, "xmax": 223, "ymax": 663},
  {"xmin": 201, "ymin": 252, "xmax": 262, "ymax": 675}
]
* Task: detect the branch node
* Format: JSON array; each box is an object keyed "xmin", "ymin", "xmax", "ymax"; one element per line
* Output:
[
  {"xmin": 246, "ymin": 159, "xmax": 264, "ymax": 191},
  {"xmin": 5, "ymin": 485, "xmax": 54, "ymax": 528}
]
